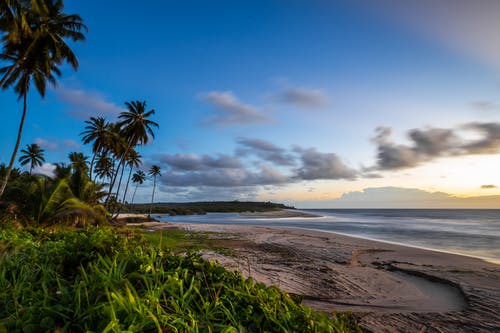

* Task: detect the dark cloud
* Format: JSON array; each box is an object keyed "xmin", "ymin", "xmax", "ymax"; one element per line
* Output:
[
  {"xmin": 481, "ymin": 184, "xmax": 497, "ymax": 189},
  {"xmin": 55, "ymin": 86, "xmax": 126, "ymax": 120},
  {"xmin": 159, "ymin": 153, "xmax": 242, "ymax": 171},
  {"xmin": 200, "ymin": 91, "xmax": 271, "ymax": 126},
  {"xmin": 236, "ymin": 138, "xmax": 295, "ymax": 166},
  {"xmin": 275, "ymin": 87, "xmax": 330, "ymax": 109},
  {"xmin": 373, "ymin": 122, "xmax": 500, "ymax": 170},
  {"xmin": 293, "ymin": 147, "xmax": 357, "ymax": 180}
]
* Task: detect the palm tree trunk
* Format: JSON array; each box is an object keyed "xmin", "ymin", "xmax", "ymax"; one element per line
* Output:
[
  {"xmin": 105, "ymin": 137, "xmax": 134, "ymax": 208},
  {"xmin": 130, "ymin": 182, "xmax": 139, "ymax": 213},
  {"xmin": 112, "ymin": 165, "xmax": 131, "ymax": 219},
  {"xmin": 148, "ymin": 176, "xmax": 156, "ymax": 217},
  {"xmin": 120, "ymin": 166, "xmax": 133, "ymax": 206},
  {"xmin": 0, "ymin": 84, "xmax": 28, "ymax": 199}
]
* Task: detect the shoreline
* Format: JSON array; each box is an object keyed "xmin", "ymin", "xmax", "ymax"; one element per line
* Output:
[
  {"xmin": 140, "ymin": 209, "xmax": 499, "ymax": 264},
  {"xmin": 131, "ymin": 220, "xmax": 500, "ymax": 332}
]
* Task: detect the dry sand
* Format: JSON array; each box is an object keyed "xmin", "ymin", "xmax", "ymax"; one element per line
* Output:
[{"xmin": 128, "ymin": 211, "xmax": 500, "ymax": 332}]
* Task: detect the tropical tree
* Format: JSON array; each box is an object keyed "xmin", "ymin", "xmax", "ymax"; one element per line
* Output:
[
  {"xmin": 80, "ymin": 116, "xmax": 112, "ymax": 180},
  {"xmin": 119, "ymin": 149, "xmax": 141, "ymax": 207},
  {"xmin": 94, "ymin": 153, "xmax": 114, "ymax": 181},
  {"xmin": 53, "ymin": 162, "xmax": 71, "ymax": 180},
  {"xmin": 148, "ymin": 165, "xmax": 160, "ymax": 216},
  {"xmin": 18, "ymin": 142, "xmax": 44, "ymax": 174},
  {"xmin": 129, "ymin": 169, "xmax": 145, "ymax": 211},
  {"xmin": 0, "ymin": 0, "xmax": 87, "ymax": 198},
  {"xmin": 105, "ymin": 101, "xmax": 158, "ymax": 206},
  {"xmin": 68, "ymin": 151, "xmax": 88, "ymax": 172}
]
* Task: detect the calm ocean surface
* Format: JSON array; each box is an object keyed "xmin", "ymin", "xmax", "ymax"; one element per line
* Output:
[{"xmin": 156, "ymin": 209, "xmax": 500, "ymax": 263}]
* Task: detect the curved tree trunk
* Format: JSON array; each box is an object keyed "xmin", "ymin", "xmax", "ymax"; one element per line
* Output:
[
  {"xmin": 148, "ymin": 176, "xmax": 156, "ymax": 217},
  {"xmin": 0, "ymin": 85, "xmax": 28, "ymax": 199},
  {"xmin": 130, "ymin": 182, "xmax": 140, "ymax": 213}
]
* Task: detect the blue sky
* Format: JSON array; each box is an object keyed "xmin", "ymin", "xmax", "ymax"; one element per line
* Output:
[{"xmin": 1, "ymin": 0, "xmax": 500, "ymax": 207}]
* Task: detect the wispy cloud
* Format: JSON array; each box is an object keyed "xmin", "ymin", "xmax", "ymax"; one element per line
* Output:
[
  {"xmin": 274, "ymin": 86, "xmax": 330, "ymax": 109},
  {"xmin": 200, "ymin": 91, "xmax": 271, "ymax": 126},
  {"xmin": 372, "ymin": 122, "xmax": 500, "ymax": 170},
  {"xmin": 34, "ymin": 137, "xmax": 81, "ymax": 152},
  {"xmin": 481, "ymin": 184, "xmax": 497, "ymax": 189},
  {"xmin": 54, "ymin": 86, "xmax": 126, "ymax": 120}
]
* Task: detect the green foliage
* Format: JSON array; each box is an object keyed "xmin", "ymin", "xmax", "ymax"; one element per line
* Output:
[
  {"xmin": 0, "ymin": 226, "xmax": 360, "ymax": 332},
  {"xmin": 130, "ymin": 201, "xmax": 295, "ymax": 215}
]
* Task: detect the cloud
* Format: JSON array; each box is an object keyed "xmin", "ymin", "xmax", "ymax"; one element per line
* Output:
[
  {"xmin": 236, "ymin": 138, "xmax": 295, "ymax": 166},
  {"xmin": 293, "ymin": 147, "xmax": 357, "ymax": 180},
  {"xmin": 274, "ymin": 87, "xmax": 330, "ymax": 109},
  {"xmin": 159, "ymin": 153, "xmax": 242, "ymax": 171},
  {"xmin": 480, "ymin": 184, "xmax": 497, "ymax": 189},
  {"xmin": 200, "ymin": 91, "xmax": 271, "ymax": 126},
  {"xmin": 34, "ymin": 138, "xmax": 59, "ymax": 151},
  {"xmin": 34, "ymin": 138, "xmax": 81, "ymax": 152},
  {"xmin": 32, "ymin": 163, "xmax": 56, "ymax": 177},
  {"xmin": 310, "ymin": 187, "xmax": 500, "ymax": 208},
  {"xmin": 469, "ymin": 101, "xmax": 500, "ymax": 112},
  {"xmin": 55, "ymin": 86, "xmax": 126, "ymax": 120},
  {"xmin": 372, "ymin": 122, "xmax": 500, "ymax": 170}
]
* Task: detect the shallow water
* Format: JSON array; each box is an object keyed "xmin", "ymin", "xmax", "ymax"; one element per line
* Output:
[{"xmin": 156, "ymin": 209, "xmax": 500, "ymax": 263}]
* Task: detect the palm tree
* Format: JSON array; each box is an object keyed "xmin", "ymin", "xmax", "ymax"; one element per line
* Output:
[
  {"xmin": 148, "ymin": 165, "xmax": 160, "ymax": 217},
  {"xmin": 129, "ymin": 170, "xmax": 145, "ymax": 211},
  {"xmin": 80, "ymin": 116, "xmax": 112, "ymax": 180},
  {"xmin": 68, "ymin": 152, "xmax": 88, "ymax": 173},
  {"xmin": 120, "ymin": 149, "xmax": 141, "ymax": 206},
  {"xmin": 0, "ymin": 0, "xmax": 87, "ymax": 198},
  {"xmin": 94, "ymin": 153, "xmax": 114, "ymax": 181},
  {"xmin": 18, "ymin": 142, "xmax": 44, "ymax": 174},
  {"xmin": 105, "ymin": 101, "xmax": 158, "ymax": 206}
]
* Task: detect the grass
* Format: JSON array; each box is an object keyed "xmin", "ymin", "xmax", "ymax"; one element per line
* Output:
[{"xmin": 0, "ymin": 226, "xmax": 360, "ymax": 332}]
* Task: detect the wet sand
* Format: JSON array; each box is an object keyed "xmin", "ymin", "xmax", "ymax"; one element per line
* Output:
[{"xmin": 135, "ymin": 220, "xmax": 500, "ymax": 332}]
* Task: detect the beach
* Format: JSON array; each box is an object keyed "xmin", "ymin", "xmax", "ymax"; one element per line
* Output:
[{"xmin": 128, "ymin": 211, "xmax": 500, "ymax": 332}]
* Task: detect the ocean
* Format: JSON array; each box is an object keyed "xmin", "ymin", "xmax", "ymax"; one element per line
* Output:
[{"xmin": 156, "ymin": 209, "xmax": 500, "ymax": 263}]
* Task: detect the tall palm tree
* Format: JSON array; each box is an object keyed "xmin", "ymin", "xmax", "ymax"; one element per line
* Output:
[
  {"xmin": 129, "ymin": 169, "xmax": 145, "ymax": 211},
  {"xmin": 120, "ymin": 149, "xmax": 141, "ymax": 205},
  {"xmin": 68, "ymin": 151, "xmax": 88, "ymax": 173},
  {"xmin": 105, "ymin": 101, "xmax": 158, "ymax": 206},
  {"xmin": 0, "ymin": 0, "xmax": 87, "ymax": 198},
  {"xmin": 18, "ymin": 142, "xmax": 44, "ymax": 174},
  {"xmin": 148, "ymin": 165, "xmax": 160, "ymax": 217},
  {"xmin": 94, "ymin": 153, "xmax": 114, "ymax": 181},
  {"xmin": 80, "ymin": 116, "xmax": 112, "ymax": 180}
]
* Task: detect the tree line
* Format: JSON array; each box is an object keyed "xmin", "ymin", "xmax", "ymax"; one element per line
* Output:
[{"xmin": 0, "ymin": 0, "xmax": 161, "ymax": 224}]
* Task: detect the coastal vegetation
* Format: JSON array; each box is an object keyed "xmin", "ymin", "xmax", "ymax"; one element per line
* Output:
[
  {"xmin": 131, "ymin": 201, "xmax": 295, "ymax": 215},
  {"xmin": 0, "ymin": 1, "xmax": 359, "ymax": 331}
]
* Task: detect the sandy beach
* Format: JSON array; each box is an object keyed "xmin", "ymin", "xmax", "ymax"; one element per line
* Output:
[{"xmin": 127, "ymin": 212, "xmax": 500, "ymax": 332}]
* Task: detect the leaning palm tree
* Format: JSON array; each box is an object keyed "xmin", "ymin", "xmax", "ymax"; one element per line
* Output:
[
  {"xmin": 120, "ymin": 149, "xmax": 141, "ymax": 206},
  {"xmin": 18, "ymin": 142, "xmax": 45, "ymax": 174},
  {"xmin": 80, "ymin": 116, "xmax": 112, "ymax": 180},
  {"xmin": 148, "ymin": 165, "xmax": 160, "ymax": 217},
  {"xmin": 0, "ymin": 0, "xmax": 87, "ymax": 198},
  {"xmin": 105, "ymin": 101, "xmax": 158, "ymax": 206},
  {"xmin": 129, "ymin": 170, "xmax": 145, "ymax": 211}
]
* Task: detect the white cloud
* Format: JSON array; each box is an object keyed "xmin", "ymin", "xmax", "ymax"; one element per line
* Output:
[
  {"xmin": 200, "ymin": 91, "xmax": 271, "ymax": 126},
  {"xmin": 54, "ymin": 86, "xmax": 126, "ymax": 120},
  {"xmin": 274, "ymin": 86, "xmax": 330, "ymax": 109},
  {"xmin": 32, "ymin": 163, "xmax": 56, "ymax": 177}
]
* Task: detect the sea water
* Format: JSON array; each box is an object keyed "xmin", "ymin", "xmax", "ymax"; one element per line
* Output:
[{"xmin": 156, "ymin": 209, "xmax": 500, "ymax": 263}]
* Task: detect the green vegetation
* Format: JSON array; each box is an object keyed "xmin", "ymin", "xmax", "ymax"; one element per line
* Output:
[
  {"xmin": 0, "ymin": 2, "xmax": 360, "ymax": 331},
  {"xmin": 131, "ymin": 201, "xmax": 295, "ymax": 215},
  {"xmin": 0, "ymin": 226, "xmax": 360, "ymax": 332}
]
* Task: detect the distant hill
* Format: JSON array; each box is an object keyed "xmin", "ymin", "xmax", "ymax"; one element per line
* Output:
[{"xmin": 129, "ymin": 201, "xmax": 294, "ymax": 215}]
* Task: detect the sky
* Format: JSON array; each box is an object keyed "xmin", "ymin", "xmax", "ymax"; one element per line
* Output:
[{"xmin": 1, "ymin": 0, "xmax": 500, "ymax": 208}]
